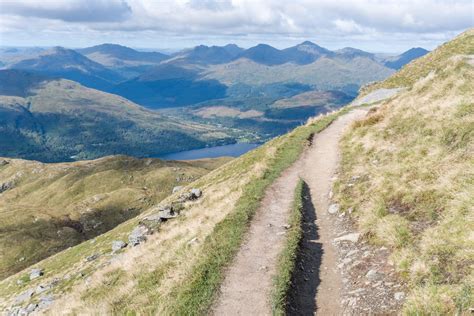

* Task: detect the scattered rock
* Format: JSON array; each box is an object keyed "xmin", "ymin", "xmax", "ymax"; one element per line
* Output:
[
  {"xmin": 128, "ymin": 224, "xmax": 150, "ymax": 246},
  {"xmin": 334, "ymin": 233, "xmax": 360, "ymax": 243},
  {"xmin": 112, "ymin": 240, "xmax": 127, "ymax": 252},
  {"xmin": 0, "ymin": 159, "xmax": 9, "ymax": 166},
  {"xmin": 366, "ymin": 269, "xmax": 379, "ymax": 281},
  {"xmin": 16, "ymin": 279, "xmax": 24, "ymax": 286},
  {"xmin": 394, "ymin": 292, "xmax": 405, "ymax": 300},
  {"xmin": 282, "ymin": 224, "xmax": 291, "ymax": 229},
  {"xmin": 85, "ymin": 253, "xmax": 100, "ymax": 262},
  {"xmin": 0, "ymin": 180, "xmax": 14, "ymax": 194},
  {"xmin": 190, "ymin": 188, "xmax": 202, "ymax": 199},
  {"xmin": 35, "ymin": 284, "xmax": 49, "ymax": 294},
  {"xmin": 187, "ymin": 237, "xmax": 199, "ymax": 245},
  {"xmin": 172, "ymin": 186, "xmax": 183, "ymax": 193},
  {"xmin": 158, "ymin": 205, "xmax": 179, "ymax": 219},
  {"xmin": 38, "ymin": 295, "xmax": 54, "ymax": 310},
  {"xmin": 178, "ymin": 188, "xmax": 203, "ymax": 202},
  {"xmin": 29, "ymin": 268, "xmax": 43, "ymax": 280},
  {"xmin": 25, "ymin": 303, "xmax": 38, "ymax": 313},
  {"xmin": 18, "ymin": 257, "xmax": 25, "ymax": 262},
  {"xmin": 328, "ymin": 203, "xmax": 340, "ymax": 214},
  {"xmin": 14, "ymin": 289, "xmax": 34, "ymax": 304}
]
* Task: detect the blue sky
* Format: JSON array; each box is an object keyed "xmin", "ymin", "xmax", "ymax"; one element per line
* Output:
[{"xmin": 0, "ymin": 0, "xmax": 472, "ymax": 53}]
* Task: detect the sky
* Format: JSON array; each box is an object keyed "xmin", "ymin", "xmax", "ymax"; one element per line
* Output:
[{"xmin": 0, "ymin": 0, "xmax": 472, "ymax": 53}]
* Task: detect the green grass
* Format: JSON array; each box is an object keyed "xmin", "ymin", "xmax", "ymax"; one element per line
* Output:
[
  {"xmin": 165, "ymin": 109, "xmax": 346, "ymax": 315},
  {"xmin": 334, "ymin": 39, "xmax": 473, "ymax": 314},
  {"xmin": 271, "ymin": 179, "xmax": 304, "ymax": 315},
  {"xmin": 0, "ymin": 156, "xmax": 228, "ymax": 281}
]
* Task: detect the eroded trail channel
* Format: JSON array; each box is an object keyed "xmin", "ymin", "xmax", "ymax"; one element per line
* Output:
[{"xmin": 212, "ymin": 109, "xmax": 368, "ymax": 315}]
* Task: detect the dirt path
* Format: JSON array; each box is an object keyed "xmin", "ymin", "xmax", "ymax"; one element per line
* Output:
[{"xmin": 213, "ymin": 109, "xmax": 368, "ymax": 315}]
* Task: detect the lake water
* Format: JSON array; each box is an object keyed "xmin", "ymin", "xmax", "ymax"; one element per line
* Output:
[{"xmin": 158, "ymin": 143, "xmax": 260, "ymax": 160}]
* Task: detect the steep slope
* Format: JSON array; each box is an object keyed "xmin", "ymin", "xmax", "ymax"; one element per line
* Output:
[
  {"xmin": 0, "ymin": 155, "xmax": 229, "ymax": 280},
  {"xmin": 0, "ymin": 70, "xmax": 233, "ymax": 162},
  {"xmin": 335, "ymin": 29, "xmax": 473, "ymax": 313},
  {"xmin": 8, "ymin": 47, "xmax": 123, "ymax": 90},
  {"xmin": 0, "ymin": 107, "xmax": 343, "ymax": 315},
  {"xmin": 383, "ymin": 47, "xmax": 429, "ymax": 70}
]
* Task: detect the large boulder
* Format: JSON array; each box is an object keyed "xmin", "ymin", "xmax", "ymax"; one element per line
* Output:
[
  {"xmin": 29, "ymin": 268, "xmax": 43, "ymax": 280},
  {"xmin": 112, "ymin": 240, "xmax": 127, "ymax": 252},
  {"xmin": 128, "ymin": 225, "xmax": 150, "ymax": 246},
  {"xmin": 158, "ymin": 205, "xmax": 179, "ymax": 219},
  {"xmin": 14, "ymin": 289, "xmax": 34, "ymax": 304}
]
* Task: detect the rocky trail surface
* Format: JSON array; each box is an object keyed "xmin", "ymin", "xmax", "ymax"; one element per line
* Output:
[{"xmin": 213, "ymin": 108, "xmax": 406, "ymax": 315}]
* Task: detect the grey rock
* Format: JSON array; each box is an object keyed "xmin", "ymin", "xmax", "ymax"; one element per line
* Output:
[
  {"xmin": 128, "ymin": 224, "xmax": 150, "ymax": 246},
  {"xmin": 172, "ymin": 186, "xmax": 183, "ymax": 193},
  {"xmin": 190, "ymin": 188, "xmax": 202, "ymax": 199},
  {"xmin": 328, "ymin": 203, "xmax": 340, "ymax": 214},
  {"xmin": 334, "ymin": 233, "xmax": 360, "ymax": 243},
  {"xmin": 36, "ymin": 284, "xmax": 49, "ymax": 294},
  {"xmin": 112, "ymin": 240, "xmax": 127, "ymax": 252},
  {"xmin": 394, "ymin": 291, "xmax": 405, "ymax": 300},
  {"xmin": 85, "ymin": 253, "xmax": 100, "ymax": 262},
  {"xmin": 0, "ymin": 180, "xmax": 14, "ymax": 194},
  {"xmin": 158, "ymin": 205, "xmax": 179, "ymax": 219},
  {"xmin": 366, "ymin": 269, "xmax": 379, "ymax": 280},
  {"xmin": 14, "ymin": 288, "xmax": 34, "ymax": 304},
  {"xmin": 29, "ymin": 268, "xmax": 43, "ymax": 280},
  {"xmin": 25, "ymin": 303, "xmax": 38, "ymax": 313},
  {"xmin": 0, "ymin": 159, "xmax": 9, "ymax": 166},
  {"xmin": 38, "ymin": 295, "xmax": 54, "ymax": 310}
]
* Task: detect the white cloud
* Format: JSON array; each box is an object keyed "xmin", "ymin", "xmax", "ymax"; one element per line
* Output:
[{"xmin": 0, "ymin": 0, "xmax": 472, "ymax": 51}]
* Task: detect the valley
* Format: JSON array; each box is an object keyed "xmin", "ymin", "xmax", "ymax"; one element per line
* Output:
[
  {"xmin": 1, "ymin": 28, "xmax": 471, "ymax": 315},
  {"xmin": 0, "ymin": 3, "xmax": 471, "ymax": 313},
  {"xmin": 0, "ymin": 155, "xmax": 229, "ymax": 280},
  {"xmin": 0, "ymin": 41, "xmax": 427, "ymax": 163}
]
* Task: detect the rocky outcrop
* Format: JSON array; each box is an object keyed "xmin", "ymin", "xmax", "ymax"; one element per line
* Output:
[
  {"xmin": 128, "ymin": 188, "xmax": 203, "ymax": 247},
  {"xmin": 29, "ymin": 268, "xmax": 43, "ymax": 280},
  {"xmin": 128, "ymin": 225, "xmax": 151, "ymax": 246},
  {"xmin": 112, "ymin": 240, "xmax": 127, "ymax": 252}
]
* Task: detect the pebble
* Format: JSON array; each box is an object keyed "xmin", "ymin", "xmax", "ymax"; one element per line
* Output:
[{"xmin": 394, "ymin": 292, "xmax": 405, "ymax": 300}]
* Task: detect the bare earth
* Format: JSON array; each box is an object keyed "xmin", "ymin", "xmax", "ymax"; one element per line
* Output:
[{"xmin": 212, "ymin": 109, "xmax": 368, "ymax": 315}]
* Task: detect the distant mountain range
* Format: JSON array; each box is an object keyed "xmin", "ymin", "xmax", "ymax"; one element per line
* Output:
[{"xmin": 0, "ymin": 42, "xmax": 429, "ymax": 161}]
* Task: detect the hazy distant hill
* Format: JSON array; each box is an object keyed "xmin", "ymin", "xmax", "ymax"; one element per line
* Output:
[
  {"xmin": 76, "ymin": 44, "xmax": 169, "ymax": 78},
  {"xmin": 8, "ymin": 47, "xmax": 123, "ymax": 90},
  {"xmin": 169, "ymin": 44, "xmax": 244, "ymax": 64},
  {"xmin": 383, "ymin": 47, "xmax": 429, "ymax": 69},
  {"xmin": 0, "ymin": 69, "xmax": 232, "ymax": 162}
]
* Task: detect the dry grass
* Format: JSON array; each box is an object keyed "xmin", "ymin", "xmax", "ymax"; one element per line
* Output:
[
  {"xmin": 335, "ymin": 52, "xmax": 473, "ymax": 314},
  {"xmin": 0, "ymin": 155, "xmax": 228, "ymax": 282}
]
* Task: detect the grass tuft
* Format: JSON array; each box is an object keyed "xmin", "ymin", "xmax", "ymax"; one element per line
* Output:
[{"xmin": 271, "ymin": 179, "xmax": 304, "ymax": 315}]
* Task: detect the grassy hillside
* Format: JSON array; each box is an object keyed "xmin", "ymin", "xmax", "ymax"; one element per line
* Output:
[
  {"xmin": 335, "ymin": 29, "xmax": 473, "ymax": 314},
  {"xmin": 0, "ymin": 155, "xmax": 229, "ymax": 280},
  {"xmin": 0, "ymin": 72, "xmax": 234, "ymax": 162},
  {"xmin": 0, "ymin": 106, "xmax": 344, "ymax": 314},
  {"xmin": 361, "ymin": 29, "xmax": 473, "ymax": 93}
]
